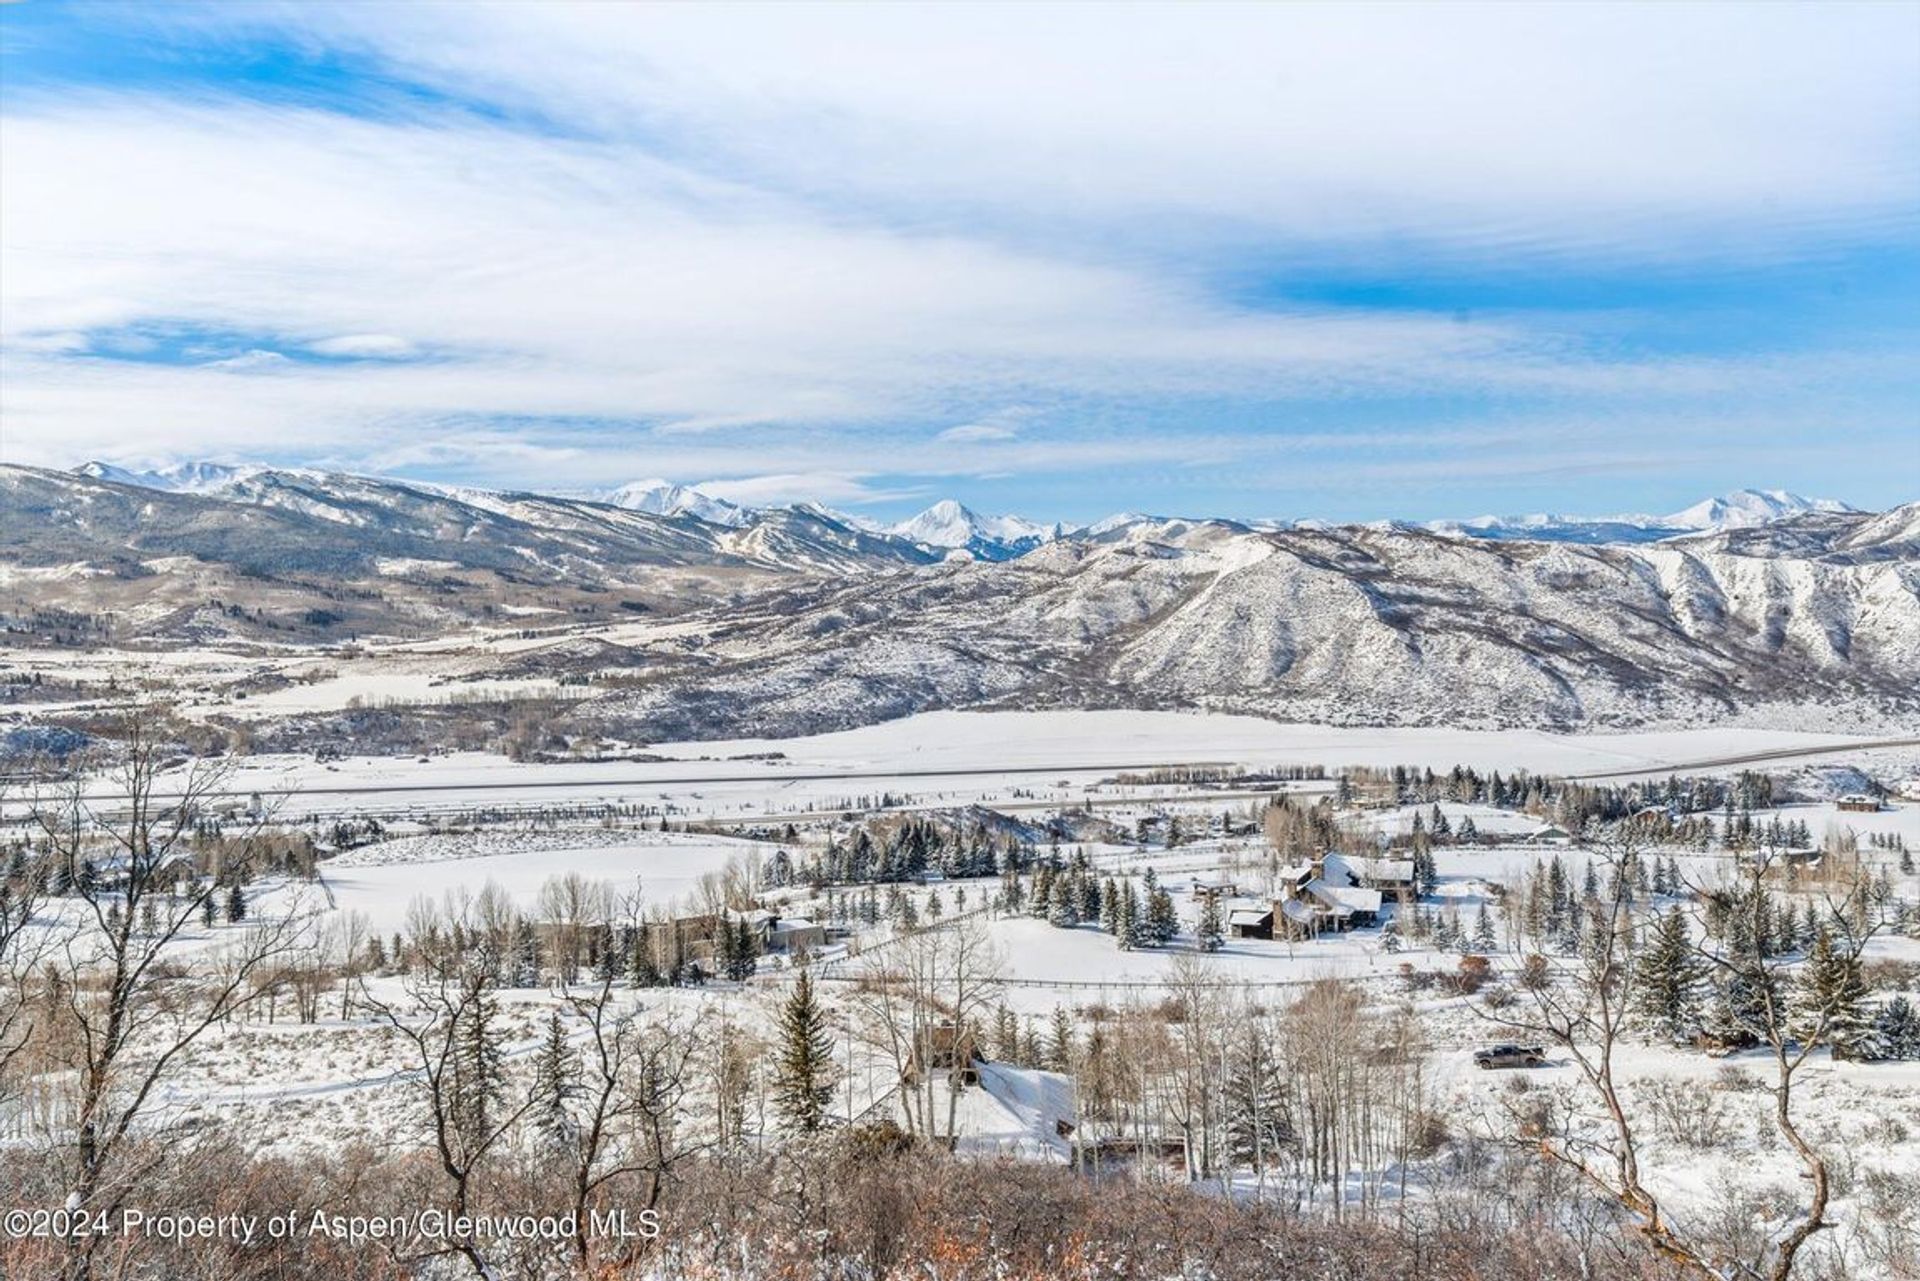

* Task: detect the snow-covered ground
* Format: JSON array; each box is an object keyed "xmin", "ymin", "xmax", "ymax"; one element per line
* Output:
[{"xmin": 297, "ymin": 830, "xmax": 761, "ymax": 933}]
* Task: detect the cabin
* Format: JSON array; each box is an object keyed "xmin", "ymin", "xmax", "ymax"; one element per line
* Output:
[
  {"xmin": 1190, "ymin": 877, "xmax": 1239, "ymax": 899},
  {"xmin": 1267, "ymin": 854, "xmax": 1386, "ymax": 937},
  {"xmin": 1529, "ymin": 823, "xmax": 1574, "ymax": 844},
  {"xmin": 1227, "ymin": 905, "xmax": 1274, "ymax": 940},
  {"xmin": 1836, "ymin": 794, "xmax": 1881, "ymax": 814}
]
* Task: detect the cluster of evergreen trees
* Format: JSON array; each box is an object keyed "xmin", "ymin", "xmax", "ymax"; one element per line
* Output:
[
  {"xmin": 1631, "ymin": 903, "xmax": 1915, "ymax": 1060},
  {"xmin": 798, "ymin": 817, "xmax": 1035, "ymax": 887},
  {"xmin": 1340, "ymin": 764, "xmax": 1790, "ymax": 849},
  {"xmin": 1012, "ymin": 850, "xmax": 1182, "ymax": 951}
]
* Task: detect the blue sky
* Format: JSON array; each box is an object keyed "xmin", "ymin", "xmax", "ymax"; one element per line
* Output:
[{"xmin": 2, "ymin": 1, "xmax": 1916, "ymax": 523}]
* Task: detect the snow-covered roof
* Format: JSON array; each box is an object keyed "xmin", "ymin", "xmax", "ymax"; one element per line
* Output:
[
  {"xmin": 1227, "ymin": 908, "xmax": 1272, "ymax": 927},
  {"xmin": 1307, "ymin": 879, "xmax": 1382, "ymax": 915},
  {"xmin": 1274, "ymin": 862, "xmax": 1315, "ymax": 884},
  {"xmin": 1330, "ymin": 854, "xmax": 1414, "ymax": 884},
  {"xmin": 1279, "ymin": 899, "xmax": 1316, "ymax": 926}
]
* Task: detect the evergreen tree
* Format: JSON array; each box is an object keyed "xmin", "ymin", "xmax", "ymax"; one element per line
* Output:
[
  {"xmin": 532, "ymin": 1011, "xmax": 577, "ymax": 1150},
  {"xmin": 772, "ymin": 969, "xmax": 837, "ymax": 1133},
  {"xmin": 1633, "ymin": 907, "xmax": 1704, "ymax": 1043},
  {"xmin": 725, "ymin": 919, "xmax": 761, "ymax": 982},
  {"xmin": 1048, "ymin": 1007, "xmax": 1074, "ymax": 1072},
  {"xmin": 201, "ymin": 894, "xmax": 216, "ymax": 930},
  {"xmin": 1047, "ymin": 875, "xmax": 1079, "ymax": 928},
  {"xmin": 1196, "ymin": 894, "xmax": 1225, "ymax": 953},
  {"xmin": 1147, "ymin": 887, "xmax": 1179, "ymax": 945},
  {"xmin": 1874, "ymin": 996, "xmax": 1920, "ymax": 1060},
  {"xmin": 225, "ymin": 880, "xmax": 247, "ymax": 924},
  {"xmin": 453, "ymin": 979, "xmax": 504, "ymax": 1148},
  {"xmin": 1472, "ymin": 902, "xmax": 1497, "ymax": 953},
  {"xmin": 1224, "ymin": 1027, "xmax": 1293, "ymax": 1172},
  {"xmin": 1794, "ymin": 930, "xmax": 1882, "ymax": 1060},
  {"xmin": 1117, "ymin": 883, "xmax": 1142, "ymax": 951}
]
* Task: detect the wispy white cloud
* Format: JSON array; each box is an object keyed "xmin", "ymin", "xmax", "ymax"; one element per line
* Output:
[{"xmin": 1, "ymin": 3, "xmax": 1915, "ymax": 518}]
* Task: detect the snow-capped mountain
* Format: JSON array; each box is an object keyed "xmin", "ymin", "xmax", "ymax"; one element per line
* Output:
[
  {"xmin": 1661, "ymin": 489, "xmax": 1855, "ymax": 531},
  {"xmin": 1427, "ymin": 489, "xmax": 1857, "ymax": 544},
  {"xmin": 75, "ymin": 459, "xmax": 263, "ymax": 495},
  {"xmin": 888, "ymin": 499, "xmax": 1061, "ymax": 561},
  {"xmin": 579, "ymin": 505, "xmax": 1920, "ymax": 740},
  {"xmin": 603, "ymin": 479, "xmax": 750, "ymax": 527},
  {"xmin": 4, "ymin": 463, "xmax": 1913, "ymax": 732}
]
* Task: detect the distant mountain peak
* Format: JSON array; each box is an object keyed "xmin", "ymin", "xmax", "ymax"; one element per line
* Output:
[
  {"xmin": 1661, "ymin": 488, "xmax": 1854, "ymax": 531},
  {"xmin": 889, "ymin": 498, "xmax": 1057, "ymax": 560},
  {"xmin": 603, "ymin": 478, "xmax": 748, "ymax": 527},
  {"xmin": 75, "ymin": 459, "xmax": 259, "ymax": 494}
]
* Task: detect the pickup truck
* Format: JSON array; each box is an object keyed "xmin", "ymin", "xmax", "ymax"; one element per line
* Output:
[{"xmin": 1474, "ymin": 1044, "xmax": 1547, "ymax": 1069}]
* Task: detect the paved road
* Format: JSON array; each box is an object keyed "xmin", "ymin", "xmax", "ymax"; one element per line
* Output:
[
  {"xmin": 75, "ymin": 758, "xmax": 1246, "ymax": 805},
  {"xmin": 1568, "ymin": 736, "xmax": 1920, "ymax": 781}
]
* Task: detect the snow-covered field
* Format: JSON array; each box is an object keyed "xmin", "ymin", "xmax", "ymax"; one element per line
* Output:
[{"xmin": 300, "ymin": 830, "xmax": 760, "ymax": 933}]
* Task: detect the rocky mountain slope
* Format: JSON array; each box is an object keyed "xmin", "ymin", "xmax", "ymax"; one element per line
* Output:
[
  {"xmin": 566, "ymin": 510, "xmax": 1920, "ymax": 738},
  {"xmin": 3, "ymin": 463, "xmax": 1913, "ymax": 737},
  {"xmin": 0, "ymin": 464, "xmax": 933, "ymax": 642}
]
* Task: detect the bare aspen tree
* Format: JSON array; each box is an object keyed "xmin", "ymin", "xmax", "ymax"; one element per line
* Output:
[
  {"xmin": 24, "ymin": 711, "xmax": 317, "ymax": 1281},
  {"xmin": 553, "ymin": 923, "xmax": 706, "ymax": 1271},
  {"xmin": 357, "ymin": 910, "xmax": 532, "ymax": 1281}
]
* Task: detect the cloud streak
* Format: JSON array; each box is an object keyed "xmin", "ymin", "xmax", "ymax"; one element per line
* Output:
[{"xmin": 1, "ymin": 3, "xmax": 1915, "ymax": 521}]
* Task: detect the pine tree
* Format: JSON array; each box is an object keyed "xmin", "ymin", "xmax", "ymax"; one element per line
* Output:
[
  {"xmin": 1196, "ymin": 894, "xmax": 1225, "ymax": 952},
  {"xmin": 225, "ymin": 880, "xmax": 247, "ymax": 924},
  {"xmin": 1048, "ymin": 1007, "xmax": 1074, "ymax": 1072},
  {"xmin": 1116, "ymin": 883, "xmax": 1142, "ymax": 951},
  {"xmin": 1472, "ymin": 902, "xmax": 1497, "ymax": 953},
  {"xmin": 1047, "ymin": 875, "xmax": 1078, "ymax": 928},
  {"xmin": 725, "ymin": 919, "xmax": 761, "ymax": 982},
  {"xmin": 1147, "ymin": 887, "xmax": 1178, "ymax": 945},
  {"xmin": 532, "ymin": 1011, "xmax": 577, "ymax": 1150},
  {"xmin": 1874, "ymin": 996, "xmax": 1920, "ymax": 1060},
  {"xmin": 201, "ymin": 894, "xmax": 216, "ymax": 930},
  {"xmin": 1794, "ymin": 930, "xmax": 1882, "ymax": 1061},
  {"xmin": 1633, "ymin": 907, "xmax": 1704, "ymax": 1043},
  {"xmin": 772, "ymin": 969, "xmax": 837, "ymax": 1132},
  {"xmin": 453, "ymin": 980, "xmax": 504, "ymax": 1148}
]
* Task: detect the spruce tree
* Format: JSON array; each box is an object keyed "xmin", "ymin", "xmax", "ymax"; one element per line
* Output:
[
  {"xmin": 1874, "ymin": 996, "xmax": 1920, "ymax": 1060},
  {"xmin": 532, "ymin": 1011, "xmax": 577, "ymax": 1151},
  {"xmin": 1047, "ymin": 875, "xmax": 1079, "ymax": 928},
  {"xmin": 1633, "ymin": 907, "xmax": 1704, "ymax": 1043},
  {"xmin": 453, "ymin": 980, "xmax": 504, "ymax": 1148},
  {"xmin": 726, "ymin": 919, "xmax": 761, "ymax": 982},
  {"xmin": 1147, "ymin": 887, "xmax": 1179, "ymax": 945},
  {"xmin": 772, "ymin": 969, "xmax": 837, "ymax": 1132},
  {"xmin": 1048, "ymin": 1007, "xmax": 1074, "ymax": 1072},
  {"xmin": 1794, "ymin": 930, "xmax": 1882, "ymax": 1060},
  {"xmin": 1196, "ymin": 894, "xmax": 1225, "ymax": 952},
  {"xmin": 1472, "ymin": 902, "xmax": 1497, "ymax": 953},
  {"xmin": 225, "ymin": 880, "xmax": 247, "ymax": 924}
]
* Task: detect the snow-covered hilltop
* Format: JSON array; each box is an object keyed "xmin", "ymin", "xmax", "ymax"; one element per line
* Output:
[
  {"xmin": 888, "ymin": 499, "xmax": 1064, "ymax": 561},
  {"xmin": 3, "ymin": 462, "xmax": 1913, "ymax": 735}
]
